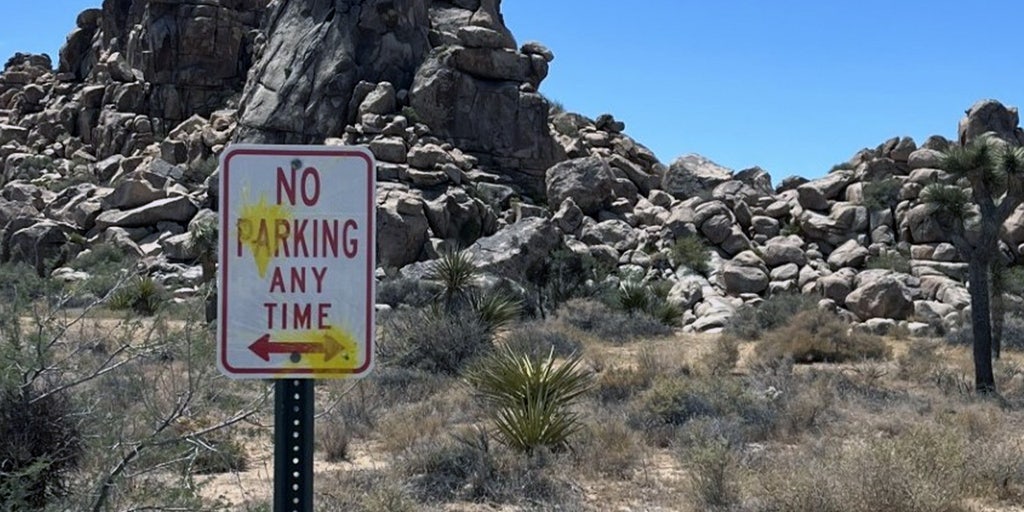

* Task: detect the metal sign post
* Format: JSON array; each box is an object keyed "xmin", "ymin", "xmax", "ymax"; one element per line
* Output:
[{"xmin": 274, "ymin": 380, "xmax": 314, "ymax": 512}]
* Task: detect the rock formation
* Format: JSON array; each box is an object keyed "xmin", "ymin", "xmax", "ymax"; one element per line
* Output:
[{"xmin": 0, "ymin": 1, "xmax": 1021, "ymax": 338}]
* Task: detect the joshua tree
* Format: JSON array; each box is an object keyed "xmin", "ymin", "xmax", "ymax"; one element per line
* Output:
[{"xmin": 924, "ymin": 133, "xmax": 1024, "ymax": 393}]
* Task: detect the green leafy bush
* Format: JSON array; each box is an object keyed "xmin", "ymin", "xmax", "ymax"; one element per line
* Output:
[
  {"xmin": 670, "ymin": 235, "xmax": 710, "ymax": 274},
  {"xmin": 466, "ymin": 347, "xmax": 592, "ymax": 453},
  {"xmin": 863, "ymin": 177, "xmax": 902, "ymax": 210}
]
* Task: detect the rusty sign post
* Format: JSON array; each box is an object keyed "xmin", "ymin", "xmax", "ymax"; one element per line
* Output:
[{"xmin": 218, "ymin": 144, "xmax": 376, "ymax": 511}]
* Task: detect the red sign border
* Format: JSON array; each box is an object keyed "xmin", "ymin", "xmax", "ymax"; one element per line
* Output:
[{"xmin": 218, "ymin": 145, "xmax": 375, "ymax": 378}]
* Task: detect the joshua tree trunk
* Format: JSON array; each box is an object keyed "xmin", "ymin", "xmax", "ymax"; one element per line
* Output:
[
  {"xmin": 991, "ymin": 262, "xmax": 1005, "ymax": 360},
  {"xmin": 968, "ymin": 259, "xmax": 997, "ymax": 393}
]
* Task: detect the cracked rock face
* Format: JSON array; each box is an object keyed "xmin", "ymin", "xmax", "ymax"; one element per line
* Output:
[{"xmin": 235, "ymin": 0, "xmax": 433, "ymax": 143}]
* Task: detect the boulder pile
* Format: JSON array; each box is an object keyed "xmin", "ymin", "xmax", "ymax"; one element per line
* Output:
[{"xmin": 0, "ymin": 0, "xmax": 1018, "ymax": 336}]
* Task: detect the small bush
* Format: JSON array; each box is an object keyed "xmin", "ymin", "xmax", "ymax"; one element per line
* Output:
[
  {"xmin": 681, "ymin": 437, "xmax": 741, "ymax": 510},
  {"xmin": 755, "ymin": 309, "xmax": 892, "ymax": 364},
  {"xmin": 537, "ymin": 249, "xmax": 610, "ymax": 313},
  {"xmin": 726, "ymin": 292, "xmax": 818, "ymax": 340},
  {"xmin": 830, "ymin": 161, "xmax": 856, "ymax": 172},
  {"xmin": 375, "ymin": 276, "xmax": 435, "ymax": 308},
  {"xmin": 698, "ymin": 336, "xmax": 740, "ymax": 376},
  {"xmin": 629, "ymin": 375, "xmax": 772, "ymax": 446},
  {"xmin": 0, "ymin": 262, "xmax": 61, "ymax": 303},
  {"xmin": 400, "ymin": 432, "xmax": 574, "ymax": 506},
  {"xmin": 866, "ymin": 251, "xmax": 912, "ymax": 273},
  {"xmin": 556, "ymin": 298, "xmax": 672, "ymax": 343},
  {"xmin": 573, "ymin": 416, "xmax": 642, "ymax": 480},
  {"xmin": 378, "ymin": 306, "xmax": 492, "ymax": 375},
  {"xmin": 670, "ymin": 235, "xmax": 710, "ymax": 274},
  {"xmin": 863, "ymin": 177, "xmax": 902, "ymax": 210},
  {"xmin": 189, "ymin": 434, "xmax": 248, "ymax": 475},
  {"xmin": 0, "ymin": 385, "xmax": 82, "ymax": 508},
  {"xmin": 502, "ymin": 321, "xmax": 582, "ymax": 360},
  {"xmin": 318, "ymin": 418, "xmax": 351, "ymax": 462},
  {"xmin": 465, "ymin": 347, "xmax": 592, "ymax": 453}
]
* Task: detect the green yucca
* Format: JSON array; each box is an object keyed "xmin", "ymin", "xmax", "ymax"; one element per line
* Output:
[
  {"xmin": 428, "ymin": 248, "xmax": 479, "ymax": 307},
  {"xmin": 616, "ymin": 279, "xmax": 651, "ymax": 314},
  {"xmin": 465, "ymin": 347, "xmax": 592, "ymax": 453},
  {"xmin": 469, "ymin": 289, "xmax": 521, "ymax": 333}
]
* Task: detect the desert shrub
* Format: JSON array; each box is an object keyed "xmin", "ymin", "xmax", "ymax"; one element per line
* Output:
[
  {"xmin": 681, "ymin": 437, "xmax": 741, "ymax": 510},
  {"xmin": 670, "ymin": 235, "xmax": 710, "ymax": 274},
  {"xmin": 698, "ymin": 336, "xmax": 740, "ymax": 376},
  {"xmin": 107, "ymin": 275, "xmax": 167, "ymax": 315},
  {"xmin": 0, "ymin": 384, "xmax": 82, "ymax": 509},
  {"xmin": 538, "ymin": 249, "xmax": 609, "ymax": 313},
  {"xmin": 465, "ymin": 347, "xmax": 592, "ymax": 453},
  {"xmin": 755, "ymin": 309, "xmax": 891, "ymax": 364},
  {"xmin": 573, "ymin": 415, "xmax": 642, "ymax": 480},
  {"xmin": 400, "ymin": 105, "xmax": 422, "ymax": 124},
  {"xmin": 629, "ymin": 375, "xmax": 773, "ymax": 446},
  {"xmin": 866, "ymin": 251, "xmax": 912, "ymax": 273},
  {"xmin": 0, "ymin": 262, "xmax": 61, "ymax": 303},
  {"xmin": 594, "ymin": 366, "xmax": 655, "ymax": 403},
  {"xmin": 468, "ymin": 288, "xmax": 522, "ymax": 332},
  {"xmin": 377, "ymin": 400, "xmax": 450, "ymax": 454},
  {"xmin": 556, "ymin": 298, "xmax": 672, "ymax": 343},
  {"xmin": 375, "ymin": 276, "xmax": 435, "ymax": 308},
  {"xmin": 726, "ymin": 292, "xmax": 817, "ymax": 340},
  {"xmin": 317, "ymin": 470, "xmax": 416, "ymax": 512},
  {"xmin": 502, "ymin": 321, "xmax": 582, "ymax": 360},
  {"xmin": 378, "ymin": 306, "xmax": 492, "ymax": 375},
  {"xmin": 949, "ymin": 313, "xmax": 1024, "ymax": 351},
  {"xmin": 318, "ymin": 418, "xmax": 351, "ymax": 462},
  {"xmin": 898, "ymin": 339, "xmax": 944, "ymax": 382},
  {"xmin": 862, "ymin": 177, "xmax": 902, "ymax": 210},
  {"xmin": 188, "ymin": 433, "xmax": 248, "ymax": 475},
  {"xmin": 752, "ymin": 425, "xmax": 971, "ymax": 512},
  {"xmin": 400, "ymin": 431, "xmax": 574, "ymax": 506},
  {"xmin": 70, "ymin": 244, "xmax": 139, "ymax": 298},
  {"xmin": 428, "ymin": 248, "xmax": 479, "ymax": 307},
  {"xmin": 830, "ymin": 161, "xmax": 856, "ymax": 172}
]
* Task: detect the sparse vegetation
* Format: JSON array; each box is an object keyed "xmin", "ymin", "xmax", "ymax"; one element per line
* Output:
[
  {"xmin": 726, "ymin": 292, "xmax": 818, "ymax": 340},
  {"xmin": 669, "ymin": 234, "xmax": 710, "ymax": 274},
  {"xmin": 863, "ymin": 176, "xmax": 902, "ymax": 210},
  {"xmin": 755, "ymin": 309, "xmax": 892, "ymax": 364},
  {"xmin": 866, "ymin": 250, "xmax": 912, "ymax": 273}
]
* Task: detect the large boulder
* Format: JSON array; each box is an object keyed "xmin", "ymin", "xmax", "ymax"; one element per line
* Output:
[
  {"xmin": 377, "ymin": 189, "xmax": 430, "ymax": 268},
  {"xmin": 721, "ymin": 250, "xmax": 769, "ymax": 294},
  {"xmin": 958, "ymin": 99, "xmax": 1024, "ymax": 146},
  {"xmin": 845, "ymin": 273, "xmax": 914, "ymax": 321},
  {"xmin": 662, "ymin": 154, "xmax": 732, "ymax": 200},
  {"xmin": 466, "ymin": 217, "xmax": 560, "ymax": 282},
  {"xmin": 545, "ymin": 156, "xmax": 615, "ymax": 215},
  {"xmin": 93, "ymin": 196, "xmax": 198, "ymax": 230}
]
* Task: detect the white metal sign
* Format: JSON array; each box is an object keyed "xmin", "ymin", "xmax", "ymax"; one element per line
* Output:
[{"xmin": 217, "ymin": 144, "xmax": 375, "ymax": 379}]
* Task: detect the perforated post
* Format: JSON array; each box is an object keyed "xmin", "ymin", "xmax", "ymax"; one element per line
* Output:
[{"xmin": 274, "ymin": 379, "xmax": 314, "ymax": 512}]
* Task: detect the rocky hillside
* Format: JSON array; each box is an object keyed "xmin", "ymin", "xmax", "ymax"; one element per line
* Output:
[{"xmin": 0, "ymin": 0, "xmax": 1018, "ymax": 336}]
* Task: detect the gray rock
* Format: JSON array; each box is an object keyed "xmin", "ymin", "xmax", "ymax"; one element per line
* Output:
[
  {"xmin": 958, "ymin": 99, "xmax": 1024, "ymax": 146},
  {"xmin": 722, "ymin": 263, "xmax": 769, "ymax": 294},
  {"xmin": 827, "ymin": 239, "xmax": 869, "ymax": 269},
  {"xmin": 845, "ymin": 273, "xmax": 914, "ymax": 321},
  {"xmin": 94, "ymin": 196, "xmax": 198, "ymax": 230},
  {"xmin": 761, "ymin": 236, "xmax": 807, "ymax": 267},
  {"xmin": 907, "ymin": 148, "xmax": 944, "ymax": 170},
  {"xmin": 466, "ymin": 217, "xmax": 560, "ymax": 282},
  {"xmin": 545, "ymin": 155, "xmax": 615, "ymax": 216},
  {"xmin": 662, "ymin": 154, "xmax": 732, "ymax": 200},
  {"xmin": 377, "ymin": 189, "xmax": 429, "ymax": 268}
]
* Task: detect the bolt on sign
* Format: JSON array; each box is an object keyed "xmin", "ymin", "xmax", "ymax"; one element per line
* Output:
[{"xmin": 218, "ymin": 145, "xmax": 376, "ymax": 379}]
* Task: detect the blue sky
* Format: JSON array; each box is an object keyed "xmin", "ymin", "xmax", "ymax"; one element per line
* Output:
[{"xmin": 4, "ymin": 1, "xmax": 1024, "ymax": 180}]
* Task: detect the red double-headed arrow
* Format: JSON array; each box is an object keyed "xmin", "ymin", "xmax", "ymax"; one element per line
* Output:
[{"xmin": 249, "ymin": 333, "xmax": 343, "ymax": 362}]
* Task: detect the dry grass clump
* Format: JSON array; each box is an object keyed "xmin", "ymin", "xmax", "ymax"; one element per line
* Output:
[
  {"xmin": 572, "ymin": 413, "xmax": 643, "ymax": 480},
  {"xmin": 555, "ymin": 298, "xmax": 672, "ymax": 343},
  {"xmin": 398, "ymin": 430, "xmax": 578, "ymax": 508},
  {"xmin": 752, "ymin": 425, "xmax": 974, "ymax": 512},
  {"xmin": 754, "ymin": 309, "xmax": 891, "ymax": 365},
  {"xmin": 678, "ymin": 436, "xmax": 741, "ymax": 511},
  {"xmin": 316, "ymin": 469, "xmax": 417, "ymax": 512},
  {"xmin": 501, "ymin": 320, "xmax": 583, "ymax": 359}
]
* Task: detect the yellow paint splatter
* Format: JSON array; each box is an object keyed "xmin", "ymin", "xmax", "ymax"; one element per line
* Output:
[
  {"xmin": 275, "ymin": 325, "xmax": 362, "ymax": 377},
  {"xmin": 237, "ymin": 188, "xmax": 292, "ymax": 278}
]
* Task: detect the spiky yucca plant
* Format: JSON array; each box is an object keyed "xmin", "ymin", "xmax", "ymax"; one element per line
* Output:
[
  {"xmin": 465, "ymin": 347, "xmax": 592, "ymax": 453},
  {"xmin": 469, "ymin": 289, "xmax": 521, "ymax": 333},
  {"xmin": 616, "ymin": 279, "xmax": 651, "ymax": 314},
  {"xmin": 428, "ymin": 248, "xmax": 480, "ymax": 308}
]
